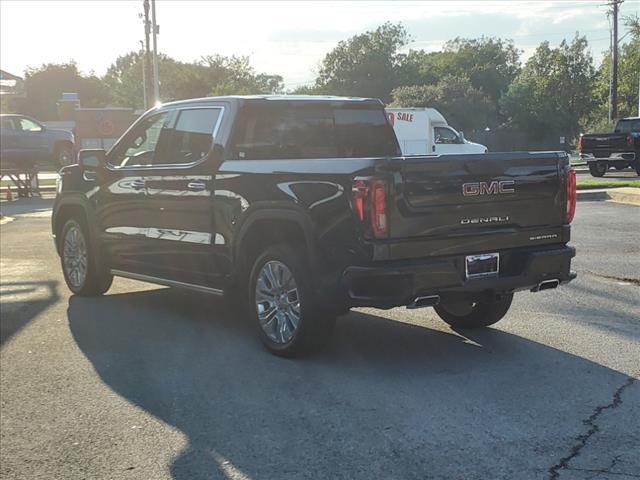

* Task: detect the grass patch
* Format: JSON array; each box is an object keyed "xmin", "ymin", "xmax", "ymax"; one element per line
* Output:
[{"xmin": 577, "ymin": 180, "xmax": 640, "ymax": 190}]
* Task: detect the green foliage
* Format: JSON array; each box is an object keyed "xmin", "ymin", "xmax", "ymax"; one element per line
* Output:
[
  {"xmin": 501, "ymin": 36, "xmax": 596, "ymax": 139},
  {"xmin": 315, "ymin": 22, "xmax": 410, "ymax": 101},
  {"xmin": 590, "ymin": 33, "xmax": 639, "ymax": 127},
  {"xmin": 102, "ymin": 52, "xmax": 283, "ymax": 109},
  {"xmin": 402, "ymin": 37, "xmax": 520, "ymax": 117},
  {"xmin": 23, "ymin": 62, "xmax": 109, "ymax": 119},
  {"xmin": 11, "ymin": 21, "xmax": 634, "ymax": 142},
  {"xmin": 390, "ymin": 76, "xmax": 493, "ymax": 131}
]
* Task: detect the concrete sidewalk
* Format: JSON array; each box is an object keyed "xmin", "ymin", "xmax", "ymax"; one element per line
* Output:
[{"xmin": 577, "ymin": 187, "xmax": 640, "ymax": 205}]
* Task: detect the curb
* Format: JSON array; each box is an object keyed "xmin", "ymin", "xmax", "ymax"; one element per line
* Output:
[{"xmin": 577, "ymin": 188, "xmax": 640, "ymax": 206}]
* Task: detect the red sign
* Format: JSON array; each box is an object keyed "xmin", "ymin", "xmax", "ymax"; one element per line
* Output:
[
  {"xmin": 97, "ymin": 119, "xmax": 115, "ymax": 136},
  {"xmin": 387, "ymin": 112, "xmax": 395, "ymax": 127}
]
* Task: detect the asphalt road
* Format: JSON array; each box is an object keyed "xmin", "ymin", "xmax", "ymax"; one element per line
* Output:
[{"xmin": 1, "ymin": 198, "xmax": 638, "ymax": 480}]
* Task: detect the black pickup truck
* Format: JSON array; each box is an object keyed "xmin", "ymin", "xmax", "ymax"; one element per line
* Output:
[
  {"xmin": 52, "ymin": 95, "xmax": 577, "ymax": 356},
  {"xmin": 579, "ymin": 117, "xmax": 640, "ymax": 177}
]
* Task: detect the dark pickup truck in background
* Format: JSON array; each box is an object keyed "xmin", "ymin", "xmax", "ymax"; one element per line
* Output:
[
  {"xmin": 52, "ymin": 95, "xmax": 577, "ymax": 356},
  {"xmin": 579, "ymin": 117, "xmax": 640, "ymax": 177}
]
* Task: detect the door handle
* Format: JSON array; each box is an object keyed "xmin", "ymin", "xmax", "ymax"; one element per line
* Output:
[
  {"xmin": 187, "ymin": 180, "xmax": 207, "ymax": 191},
  {"xmin": 130, "ymin": 179, "xmax": 146, "ymax": 190}
]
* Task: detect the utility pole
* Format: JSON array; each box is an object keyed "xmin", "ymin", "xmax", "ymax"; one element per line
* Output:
[
  {"xmin": 608, "ymin": 0, "xmax": 623, "ymax": 122},
  {"xmin": 151, "ymin": 0, "xmax": 160, "ymax": 104},
  {"xmin": 143, "ymin": 0, "xmax": 153, "ymax": 109},
  {"xmin": 140, "ymin": 40, "xmax": 148, "ymax": 110}
]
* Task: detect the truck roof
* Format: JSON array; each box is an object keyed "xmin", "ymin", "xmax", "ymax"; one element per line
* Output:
[{"xmin": 159, "ymin": 95, "xmax": 383, "ymax": 108}]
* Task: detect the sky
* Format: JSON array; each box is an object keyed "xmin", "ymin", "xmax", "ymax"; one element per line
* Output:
[{"xmin": 1, "ymin": 0, "xmax": 639, "ymax": 89}]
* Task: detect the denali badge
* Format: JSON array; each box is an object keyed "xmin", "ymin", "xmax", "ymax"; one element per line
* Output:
[
  {"xmin": 462, "ymin": 180, "xmax": 515, "ymax": 196},
  {"xmin": 460, "ymin": 216, "xmax": 510, "ymax": 225}
]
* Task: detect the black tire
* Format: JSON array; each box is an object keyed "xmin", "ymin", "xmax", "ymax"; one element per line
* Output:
[
  {"xmin": 635, "ymin": 162, "xmax": 640, "ymax": 176},
  {"xmin": 60, "ymin": 218, "xmax": 113, "ymax": 296},
  {"xmin": 434, "ymin": 293, "xmax": 514, "ymax": 329},
  {"xmin": 55, "ymin": 143, "xmax": 73, "ymax": 169},
  {"xmin": 588, "ymin": 161, "xmax": 607, "ymax": 177},
  {"xmin": 248, "ymin": 244, "xmax": 335, "ymax": 357}
]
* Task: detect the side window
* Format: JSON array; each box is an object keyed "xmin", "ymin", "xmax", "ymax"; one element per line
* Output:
[
  {"xmin": 109, "ymin": 112, "xmax": 169, "ymax": 167},
  {"xmin": 160, "ymin": 108, "xmax": 221, "ymax": 164},
  {"xmin": 434, "ymin": 127, "xmax": 461, "ymax": 145},
  {"xmin": 18, "ymin": 118, "xmax": 43, "ymax": 132},
  {"xmin": 1, "ymin": 118, "xmax": 15, "ymax": 130},
  {"xmin": 231, "ymin": 105, "xmax": 337, "ymax": 160},
  {"xmin": 230, "ymin": 104, "xmax": 399, "ymax": 160}
]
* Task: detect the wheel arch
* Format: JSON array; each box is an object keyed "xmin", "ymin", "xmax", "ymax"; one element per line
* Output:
[
  {"xmin": 233, "ymin": 207, "xmax": 320, "ymax": 283},
  {"xmin": 52, "ymin": 195, "xmax": 97, "ymax": 256}
]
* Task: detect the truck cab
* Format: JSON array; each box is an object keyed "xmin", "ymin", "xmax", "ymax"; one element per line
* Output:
[{"xmin": 386, "ymin": 107, "xmax": 487, "ymax": 156}]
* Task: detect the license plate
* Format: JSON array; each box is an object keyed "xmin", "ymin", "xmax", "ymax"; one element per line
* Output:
[{"xmin": 465, "ymin": 253, "xmax": 499, "ymax": 279}]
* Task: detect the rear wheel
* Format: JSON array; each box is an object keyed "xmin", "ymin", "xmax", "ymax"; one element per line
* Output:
[
  {"xmin": 249, "ymin": 244, "xmax": 335, "ymax": 357},
  {"xmin": 588, "ymin": 161, "xmax": 607, "ymax": 177},
  {"xmin": 60, "ymin": 218, "xmax": 112, "ymax": 296},
  {"xmin": 434, "ymin": 293, "xmax": 513, "ymax": 329}
]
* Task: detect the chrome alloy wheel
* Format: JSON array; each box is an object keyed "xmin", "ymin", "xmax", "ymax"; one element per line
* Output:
[
  {"xmin": 63, "ymin": 225, "xmax": 88, "ymax": 289},
  {"xmin": 255, "ymin": 260, "xmax": 301, "ymax": 344}
]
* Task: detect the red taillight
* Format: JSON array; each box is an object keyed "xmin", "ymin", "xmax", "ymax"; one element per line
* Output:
[
  {"xmin": 352, "ymin": 179, "xmax": 369, "ymax": 222},
  {"xmin": 352, "ymin": 177, "xmax": 388, "ymax": 238},
  {"xmin": 370, "ymin": 179, "xmax": 388, "ymax": 238},
  {"xmin": 627, "ymin": 134, "xmax": 634, "ymax": 147},
  {"xmin": 578, "ymin": 135, "xmax": 584, "ymax": 151},
  {"xmin": 566, "ymin": 169, "xmax": 576, "ymax": 224}
]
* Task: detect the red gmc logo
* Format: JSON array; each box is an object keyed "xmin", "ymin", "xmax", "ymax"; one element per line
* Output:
[{"xmin": 462, "ymin": 180, "xmax": 515, "ymax": 196}]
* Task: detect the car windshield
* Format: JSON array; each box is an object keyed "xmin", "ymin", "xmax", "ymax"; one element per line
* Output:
[{"xmin": 614, "ymin": 119, "xmax": 640, "ymax": 133}]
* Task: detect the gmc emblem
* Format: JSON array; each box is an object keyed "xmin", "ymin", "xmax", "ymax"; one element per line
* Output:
[{"xmin": 462, "ymin": 180, "xmax": 515, "ymax": 196}]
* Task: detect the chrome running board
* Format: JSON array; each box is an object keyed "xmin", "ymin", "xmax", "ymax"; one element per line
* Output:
[{"xmin": 110, "ymin": 269, "xmax": 224, "ymax": 296}]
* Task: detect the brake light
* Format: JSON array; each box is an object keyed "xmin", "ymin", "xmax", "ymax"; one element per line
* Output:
[
  {"xmin": 352, "ymin": 179, "xmax": 368, "ymax": 222},
  {"xmin": 627, "ymin": 134, "xmax": 634, "ymax": 147},
  {"xmin": 371, "ymin": 179, "xmax": 388, "ymax": 238},
  {"xmin": 566, "ymin": 169, "xmax": 576, "ymax": 224},
  {"xmin": 578, "ymin": 135, "xmax": 584, "ymax": 151},
  {"xmin": 352, "ymin": 177, "xmax": 388, "ymax": 238}
]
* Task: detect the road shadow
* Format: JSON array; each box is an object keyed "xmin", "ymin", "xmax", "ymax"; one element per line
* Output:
[
  {"xmin": 0, "ymin": 196, "xmax": 54, "ymax": 217},
  {"xmin": 68, "ymin": 289, "xmax": 635, "ymax": 479},
  {"xmin": 1, "ymin": 280, "xmax": 59, "ymax": 346}
]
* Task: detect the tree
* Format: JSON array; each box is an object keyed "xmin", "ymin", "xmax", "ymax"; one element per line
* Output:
[
  {"xmin": 22, "ymin": 62, "xmax": 109, "ymax": 119},
  {"xmin": 390, "ymin": 75, "xmax": 493, "ymax": 131},
  {"xmin": 590, "ymin": 28, "xmax": 640, "ymax": 126},
  {"xmin": 501, "ymin": 35, "xmax": 596, "ymax": 139},
  {"xmin": 400, "ymin": 37, "xmax": 521, "ymax": 125},
  {"xmin": 103, "ymin": 52, "xmax": 283, "ymax": 109},
  {"xmin": 314, "ymin": 22, "xmax": 410, "ymax": 101}
]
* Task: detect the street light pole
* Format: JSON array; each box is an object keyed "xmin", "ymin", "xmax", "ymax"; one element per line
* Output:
[
  {"xmin": 151, "ymin": 0, "xmax": 160, "ymax": 105},
  {"xmin": 143, "ymin": 0, "xmax": 153, "ymax": 109}
]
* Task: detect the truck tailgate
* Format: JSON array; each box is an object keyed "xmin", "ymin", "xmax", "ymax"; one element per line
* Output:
[
  {"xmin": 381, "ymin": 152, "xmax": 568, "ymax": 253},
  {"xmin": 582, "ymin": 133, "xmax": 628, "ymax": 156}
]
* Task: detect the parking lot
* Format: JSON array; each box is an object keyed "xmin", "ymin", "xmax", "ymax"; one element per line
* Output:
[{"xmin": 1, "ymin": 197, "xmax": 638, "ymax": 480}]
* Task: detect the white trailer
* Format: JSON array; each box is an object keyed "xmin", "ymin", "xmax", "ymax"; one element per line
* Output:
[{"xmin": 386, "ymin": 108, "xmax": 487, "ymax": 156}]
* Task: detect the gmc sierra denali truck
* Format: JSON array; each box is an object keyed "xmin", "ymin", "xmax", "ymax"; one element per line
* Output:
[
  {"xmin": 52, "ymin": 95, "xmax": 577, "ymax": 356},
  {"xmin": 579, "ymin": 117, "xmax": 640, "ymax": 177}
]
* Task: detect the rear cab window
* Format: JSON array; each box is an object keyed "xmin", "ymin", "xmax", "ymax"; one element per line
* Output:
[
  {"xmin": 229, "ymin": 102, "xmax": 400, "ymax": 160},
  {"xmin": 614, "ymin": 119, "xmax": 640, "ymax": 134}
]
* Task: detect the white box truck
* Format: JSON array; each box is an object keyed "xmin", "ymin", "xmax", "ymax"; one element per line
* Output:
[{"xmin": 386, "ymin": 108, "xmax": 487, "ymax": 155}]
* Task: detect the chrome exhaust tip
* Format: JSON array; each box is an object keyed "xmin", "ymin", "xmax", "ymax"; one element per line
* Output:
[
  {"xmin": 407, "ymin": 295, "xmax": 440, "ymax": 309},
  {"xmin": 531, "ymin": 279, "xmax": 560, "ymax": 292}
]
